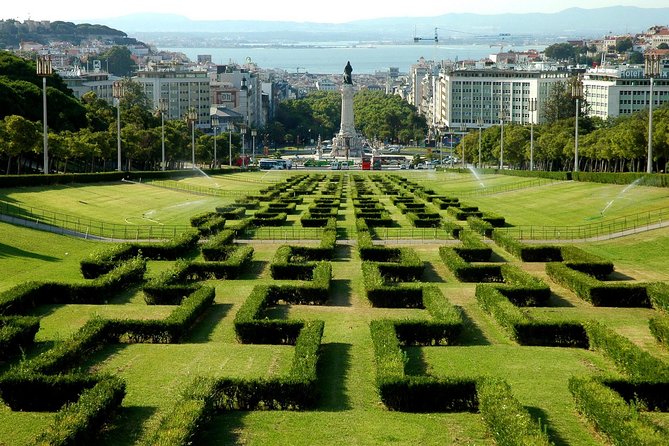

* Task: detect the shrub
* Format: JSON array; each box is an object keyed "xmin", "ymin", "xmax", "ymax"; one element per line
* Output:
[
  {"xmin": 0, "ymin": 316, "xmax": 40, "ymax": 359},
  {"xmin": 478, "ymin": 377, "xmax": 552, "ymax": 446},
  {"xmin": 649, "ymin": 315, "xmax": 669, "ymax": 348},
  {"xmin": 492, "ymin": 231, "xmax": 562, "ymax": 262},
  {"xmin": 439, "ymin": 247, "xmax": 501, "ymax": 283},
  {"xmin": 569, "ymin": 376, "xmax": 668, "ymax": 445},
  {"xmin": 35, "ymin": 376, "xmax": 126, "ymax": 446}
]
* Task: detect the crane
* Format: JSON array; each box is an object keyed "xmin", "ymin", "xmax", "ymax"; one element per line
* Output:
[{"xmin": 414, "ymin": 27, "xmax": 438, "ymax": 43}]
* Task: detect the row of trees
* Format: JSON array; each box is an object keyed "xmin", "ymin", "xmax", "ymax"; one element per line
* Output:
[{"xmin": 453, "ymin": 101, "xmax": 669, "ymax": 172}]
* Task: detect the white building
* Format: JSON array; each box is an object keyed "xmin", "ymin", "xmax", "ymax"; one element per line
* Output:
[
  {"xmin": 434, "ymin": 68, "xmax": 572, "ymax": 130},
  {"xmin": 133, "ymin": 62, "xmax": 211, "ymax": 127},
  {"xmin": 583, "ymin": 65, "xmax": 669, "ymax": 119}
]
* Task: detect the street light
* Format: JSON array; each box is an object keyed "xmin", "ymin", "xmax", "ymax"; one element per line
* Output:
[
  {"xmin": 227, "ymin": 122, "xmax": 234, "ymax": 167},
  {"xmin": 158, "ymin": 98, "xmax": 168, "ymax": 171},
  {"xmin": 239, "ymin": 123, "xmax": 247, "ymax": 168},
  {"xmin": 36, "ymin": 55, "xmax": 52, "ymax": 174},
  {"xmin": 112, "ymin": 81, "xmax": 125, "ymax": 171},
  {"xmin": 498, "ymin": 108, "xmax": 506, "ymax": 170},
  {"xmin": 211, "ymin": 115, "xmax": 219, "ymax": 169},
  {"xmin": 476, "ymin": 117, "xmax": 483, "ymax": 168},
  {"xmin": 251, "ymin": 128, "xmax": 257, "ymax": 165},
  {"xmin": 572, "ymin": 76, "xmax": 583, "ymax": 172},
  {"xmin": 528, "ymin": 98, "xmax": 537, "ymax": 171},
  {"xmin": 648, "ymin": 77, "xmax": 654, "ymax": 173},
  {"xmin": 186, "ymin": 106, "xmax": 197, "ymax": 169},
  {"xmin": 460, "ymin": 123, "xmax": 467, "ymax": 169}
]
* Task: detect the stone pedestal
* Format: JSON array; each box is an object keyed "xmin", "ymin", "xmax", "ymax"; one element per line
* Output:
[{"xmin": 331, "ymin": 84, "xmax": 364, "ymax": 158}]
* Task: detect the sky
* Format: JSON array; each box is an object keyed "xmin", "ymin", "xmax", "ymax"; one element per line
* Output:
[{"xmin": 2, "ymin": 1, "xmax": 668, "ymax": 24}]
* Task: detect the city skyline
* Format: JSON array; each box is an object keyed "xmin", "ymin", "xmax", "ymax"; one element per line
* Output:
[{"xmin": 2, "ymin": 1, "xmax": 669, "ymax": 25}]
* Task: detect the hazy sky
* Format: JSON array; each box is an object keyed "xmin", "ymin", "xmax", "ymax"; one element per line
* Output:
[{"xmin": 3, "ymin": 1, "xmax": 668, "ymax": 23}]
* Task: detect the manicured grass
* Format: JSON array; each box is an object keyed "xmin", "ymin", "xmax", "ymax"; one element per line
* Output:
[
  {"xmin": 0, "ymin": 221, "xmax": 102, "ymax": 292},
  {"xmin": 1, "ymin": 173, "xmax": 668, "ymax": 445}
]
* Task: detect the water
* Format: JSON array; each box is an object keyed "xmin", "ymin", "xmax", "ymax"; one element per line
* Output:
[
  {"xmin": 192, "ymin": 166, "xmax": 221, "ymax": 188},
  {"xmin": 467, "ymin": 166, "xmax": 486, "ymax": 188},
  {"xmin": 598, "ymin": 177, "xmax": 644, "ymax": 216},
  {"xmin": 162, "ymin": 43, "xmax": 545, "ymax": 74}
]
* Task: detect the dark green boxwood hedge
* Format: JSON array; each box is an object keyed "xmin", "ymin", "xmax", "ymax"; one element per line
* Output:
[
  {"xmin": 439, "ymin": 247, "xmax": 502, "ymax": 283},
  {"xmin": 649, "ymin": 314, "xmax": 669, "ymax": 348},
  {"xmin": 492, "ymin": 231, "xmax": 562, "ymax": 262},
  {"xmin": 546, "ymin": 262, "xmax": 650, "ymax": 307},
  {"xmin": 0, "ymin": 315, "xmax": 40, "ymax": 359}
]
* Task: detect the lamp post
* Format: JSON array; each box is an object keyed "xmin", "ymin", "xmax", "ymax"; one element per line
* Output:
[
  {"xmin": 186, "ymin": 106, "xmax": 197, "ymax": 169},
  {"xmin": 239, "ymin": 123, "xmax": 247, "ymax": 168},
  {"xmin": 476, "ymin": 117, "xmax": 483, "ymax": 168},
  {"xmin": 227, "ymin": 122, "xmax": 234, "ymax": 167},
  {"xmin": 251, "ymin": 128, "xmax": 257, "ymax": 165},
  {"xmin": 572, "ymin": 76, "xmax": 583, "ymax": 172},
  {"xmin": 211, "ymin": 115, "xmax": 219, "ymax": 169},
  {"xmin": 528, "ymin": 98, "xmax": 537, "ymax": 171},
  {"xmin": 498, "ymin": 108, "xmax": 506, "ymax": 170},
  {"xmin": 36, "ymin": 55, "xmax": 52, "ymax": 174},
  {"xmin": 158, "ymin": 98, "xmax": 168, "ymax": 171},
  {"xmin": 449, "ymin": 131, "xmax": 454, "ymax": 168},
  {"xmin": 460, "ymin": 124, "xmax": 466, "ymax": 169},
  {"xmin": 112, "ymin": 81, "xmax": 125, "ymax": 171},
  {"xmin": 647, "ymin": 77, "xmax": 654, "ymax": 173}
]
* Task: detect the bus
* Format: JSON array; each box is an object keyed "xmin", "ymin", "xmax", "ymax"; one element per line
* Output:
[
  {"xmin": 361, "ymin": 157, "xmax": 371, "ymax": 170},
  {"xmin": 259, "ymin": 159, "xmax": 292, "ymax": 170}
]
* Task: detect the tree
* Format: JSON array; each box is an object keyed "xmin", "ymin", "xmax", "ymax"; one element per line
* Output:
[
  {"xmin": 100, "ymin": 46, "xmax": 135, "ymax": 77},
  {"xmin": 628, "ymin": 51, "xmax": 644, "ymax": 64},
  {"xmin": 542, "ymin": 80, "xmax": 587, "ymax": 124},
  {"xmin": 658, "ymin": 43, "xmax": 669, "ymax": 50},
  {"xmin": 616, "ymin": 38, "xmax": 634, "ymax": 53},
  {"xmin": 2, "ymin": 115, "xmax": 38, "ymax": 174},
  {"xmin": 544, "ymin": 43, "xmax": 576, "ymax": 62}
]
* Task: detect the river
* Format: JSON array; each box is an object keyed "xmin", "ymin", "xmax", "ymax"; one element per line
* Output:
[{"xmin": 162, "ymin": 42, "xmax": 546, "ymax": 74}]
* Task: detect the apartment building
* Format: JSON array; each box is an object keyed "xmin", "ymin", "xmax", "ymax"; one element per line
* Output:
[{"xmin": 433, "ymin": 68, "xmax": 572, "ymax": 130}]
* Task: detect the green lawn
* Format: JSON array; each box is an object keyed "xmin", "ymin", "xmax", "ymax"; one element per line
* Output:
[{"xmin": 0, "ymin": 172, "xmax": 668, "ymax": 445}]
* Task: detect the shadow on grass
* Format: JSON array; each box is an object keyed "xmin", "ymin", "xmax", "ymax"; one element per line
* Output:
[
  {"xmin": 329, "ymin": 279, "xmax": 352, "ymax": 307},
  {"xmin": 240, "ymin": 260, "xmax": 267, "ymax": 279},
  {"xmin": 186, "ymin": 303, "xmax": 233, "ymax": 343},
  {"xmin": 317, "ymin": 342, "xmax": 352, "ymax": 411},
  {"xmin": 334, "ymin": 244, "xmax": 352, "ymax": 261},
  {"xmin": 489, "ymin": 251, "xmax": 509, "ymax": 263},
  {"xmin": 100, "ymin": 405, "xmax": 157, "ymax": 446},
  {"xmin": 195, "ymin": 411, "xmax": 246, "ymax": 445},
  {"xmin": 107, "ymin": 286, "xmax": 143, "ymax": 305},
  {"xmin": 606, "ymin": 271, "xmax": 636, "ymax": 281},
  {"xmin": 422, "ymin": 261, "xmax": 445, "ymax": 283},
  {"xmin": 458, "ymin": 306, "xmax": 492, "ymax": 346},
  {"xmin": 526, "ymin": 406, "xmax": 569, "ymax": 446},
  {"xmin": 548, "ymin": 291, "xmax": 575, "ymax": 308},
  {"xmin": 403, "ymin": 346, "xmax": 430, "ymax": 376},
  {"xmin": 0, "ymin": 242, "xmax": 59, "ymax": 261}
]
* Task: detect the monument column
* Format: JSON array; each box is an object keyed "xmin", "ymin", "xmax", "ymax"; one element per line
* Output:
[{"xmin": 340, "ymin": 83, "xmax": 355, "ymax": 137}]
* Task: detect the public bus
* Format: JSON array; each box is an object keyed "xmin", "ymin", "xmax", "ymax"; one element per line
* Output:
[
  {"xmin": 259, "ymin": 159, "xmax": 292, "ymax": 170},
  {"xmin": 361, "ymin": 157, "xmax": 371, "ymax": 170}
]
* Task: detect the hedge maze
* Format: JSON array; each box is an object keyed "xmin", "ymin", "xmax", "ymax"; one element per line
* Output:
[{"xmin": 1, "ymin": 172, "xmax": 669, "ymax": 444}]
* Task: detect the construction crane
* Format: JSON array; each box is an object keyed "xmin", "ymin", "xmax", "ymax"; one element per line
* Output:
[{"xmin": 414, "ymin": 27, "xmax": 439, "ymax": 43}]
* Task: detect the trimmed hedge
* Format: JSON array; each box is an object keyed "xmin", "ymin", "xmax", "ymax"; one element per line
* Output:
[
  {"xmin": 143, "ymin": 320, "xmax": 324, "ymax": 445},
  {"xmin": 478, "ymin": 377, "xmax": 553, "ymax": 446},
  {"xmin": 492, "ymin": 231, "xmax": 562, "ymax": 262},
  {"xmin": 569, "ymin": 376, "xmax": 669, "ymax": 446},
  {"xmin": 200, "ymin": 230, "xmax": 236, "ymax": 260},
  {"xmin": 215, "ymin": 206, "xmax": 246, "ymax": 219},
  {"xmin": 584, "ymin": 320, "xmax": 669, "ymax": 382},
  {"xmin": 0, "ymin": 315, "xmax": 40, "ymax": 359},
  {"xmin": 251, "ymin": 212, "xmax": 287, "ymax": 226},
  {"xmin": 439, "ymin": 247, "xmax": 501, "ymax": 283},
  {"xmin": 34, "ymin": 376, "xmax": 126, "ymax": 446},
  {"xmin": 0, "ymin": 257, "xmax": 147, "ymax": 314},
  {"xmin": 649, "ymin": 314, "xmax": 669, "ymax": 348},
  {"xmin": 467, "ymin": 216, "xmax": 494, "ymax": 238},
  {"xmin": 476, "ymin": 283, "xmax": 588, "ymax": 347},
  {"xmin": 80, "ymin": 230, "xmax": 199, "ymax": 278},
  {"xmin": 546, "ymin": 262, "xmax": 650, "ymax": 307}
]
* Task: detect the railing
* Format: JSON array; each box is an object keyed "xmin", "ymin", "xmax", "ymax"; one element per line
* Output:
[
  {"xmin": 457, "ymin": 178, "xmax": 555, "ymax": 198},
  {"xmin": 372, "ymin": 227, "xmax": 455, "ymax": 241},
  {"xmin": 143, "ymin": 180, "xmax": 250, "ymax": 197},
  {"xmin": 238, "ymin": 226, "xmax": 325, "ymax": 241},
  {"xmin": 0, "ymin": 201, "xmax": 189, "ymax": 240},
  {"xmin": 498, "ymin": 208, "xmax": 669, "ymax": 241}
]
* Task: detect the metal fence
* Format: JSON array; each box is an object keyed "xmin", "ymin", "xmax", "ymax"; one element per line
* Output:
[
  {"xmin": 238, "ymin": 226, "xmax": 325, "ymax": 241},
  {"xmin": 0, "ymin": 201, "xmax": 189, "ymax": 240},
  {"xmin": 498, "ymin": 208, "xmax": 669, "ymax": 241},
  {"xmin": 457, "ymin": 178, "xmax": 555, "ymax": 198},
  {"xmin": 144, "ymin": 180, "xmax": 250, "ymax": 197},
  {"xmin": 372, "ymin": 227, "xmax": 455, "ymax": 241}
]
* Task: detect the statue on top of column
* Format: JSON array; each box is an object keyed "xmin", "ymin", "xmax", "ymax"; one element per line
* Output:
[{"xmin": 343, "ymin": 61, "xmax": 353, "ymax": 85}]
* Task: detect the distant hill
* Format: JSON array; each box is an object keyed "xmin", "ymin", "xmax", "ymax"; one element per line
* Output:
[
  {"xmin": 94, "ymin": 6, "xmax": 669, "ymax": 44},
  {"xmin": 0, "ymin": 20, "xmax": 138, "ymax": 48}
]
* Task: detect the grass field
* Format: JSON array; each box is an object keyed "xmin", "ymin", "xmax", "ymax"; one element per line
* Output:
[{"xmin": 0, "ymin": 170, "xmax": 668, "ymax": 445}]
